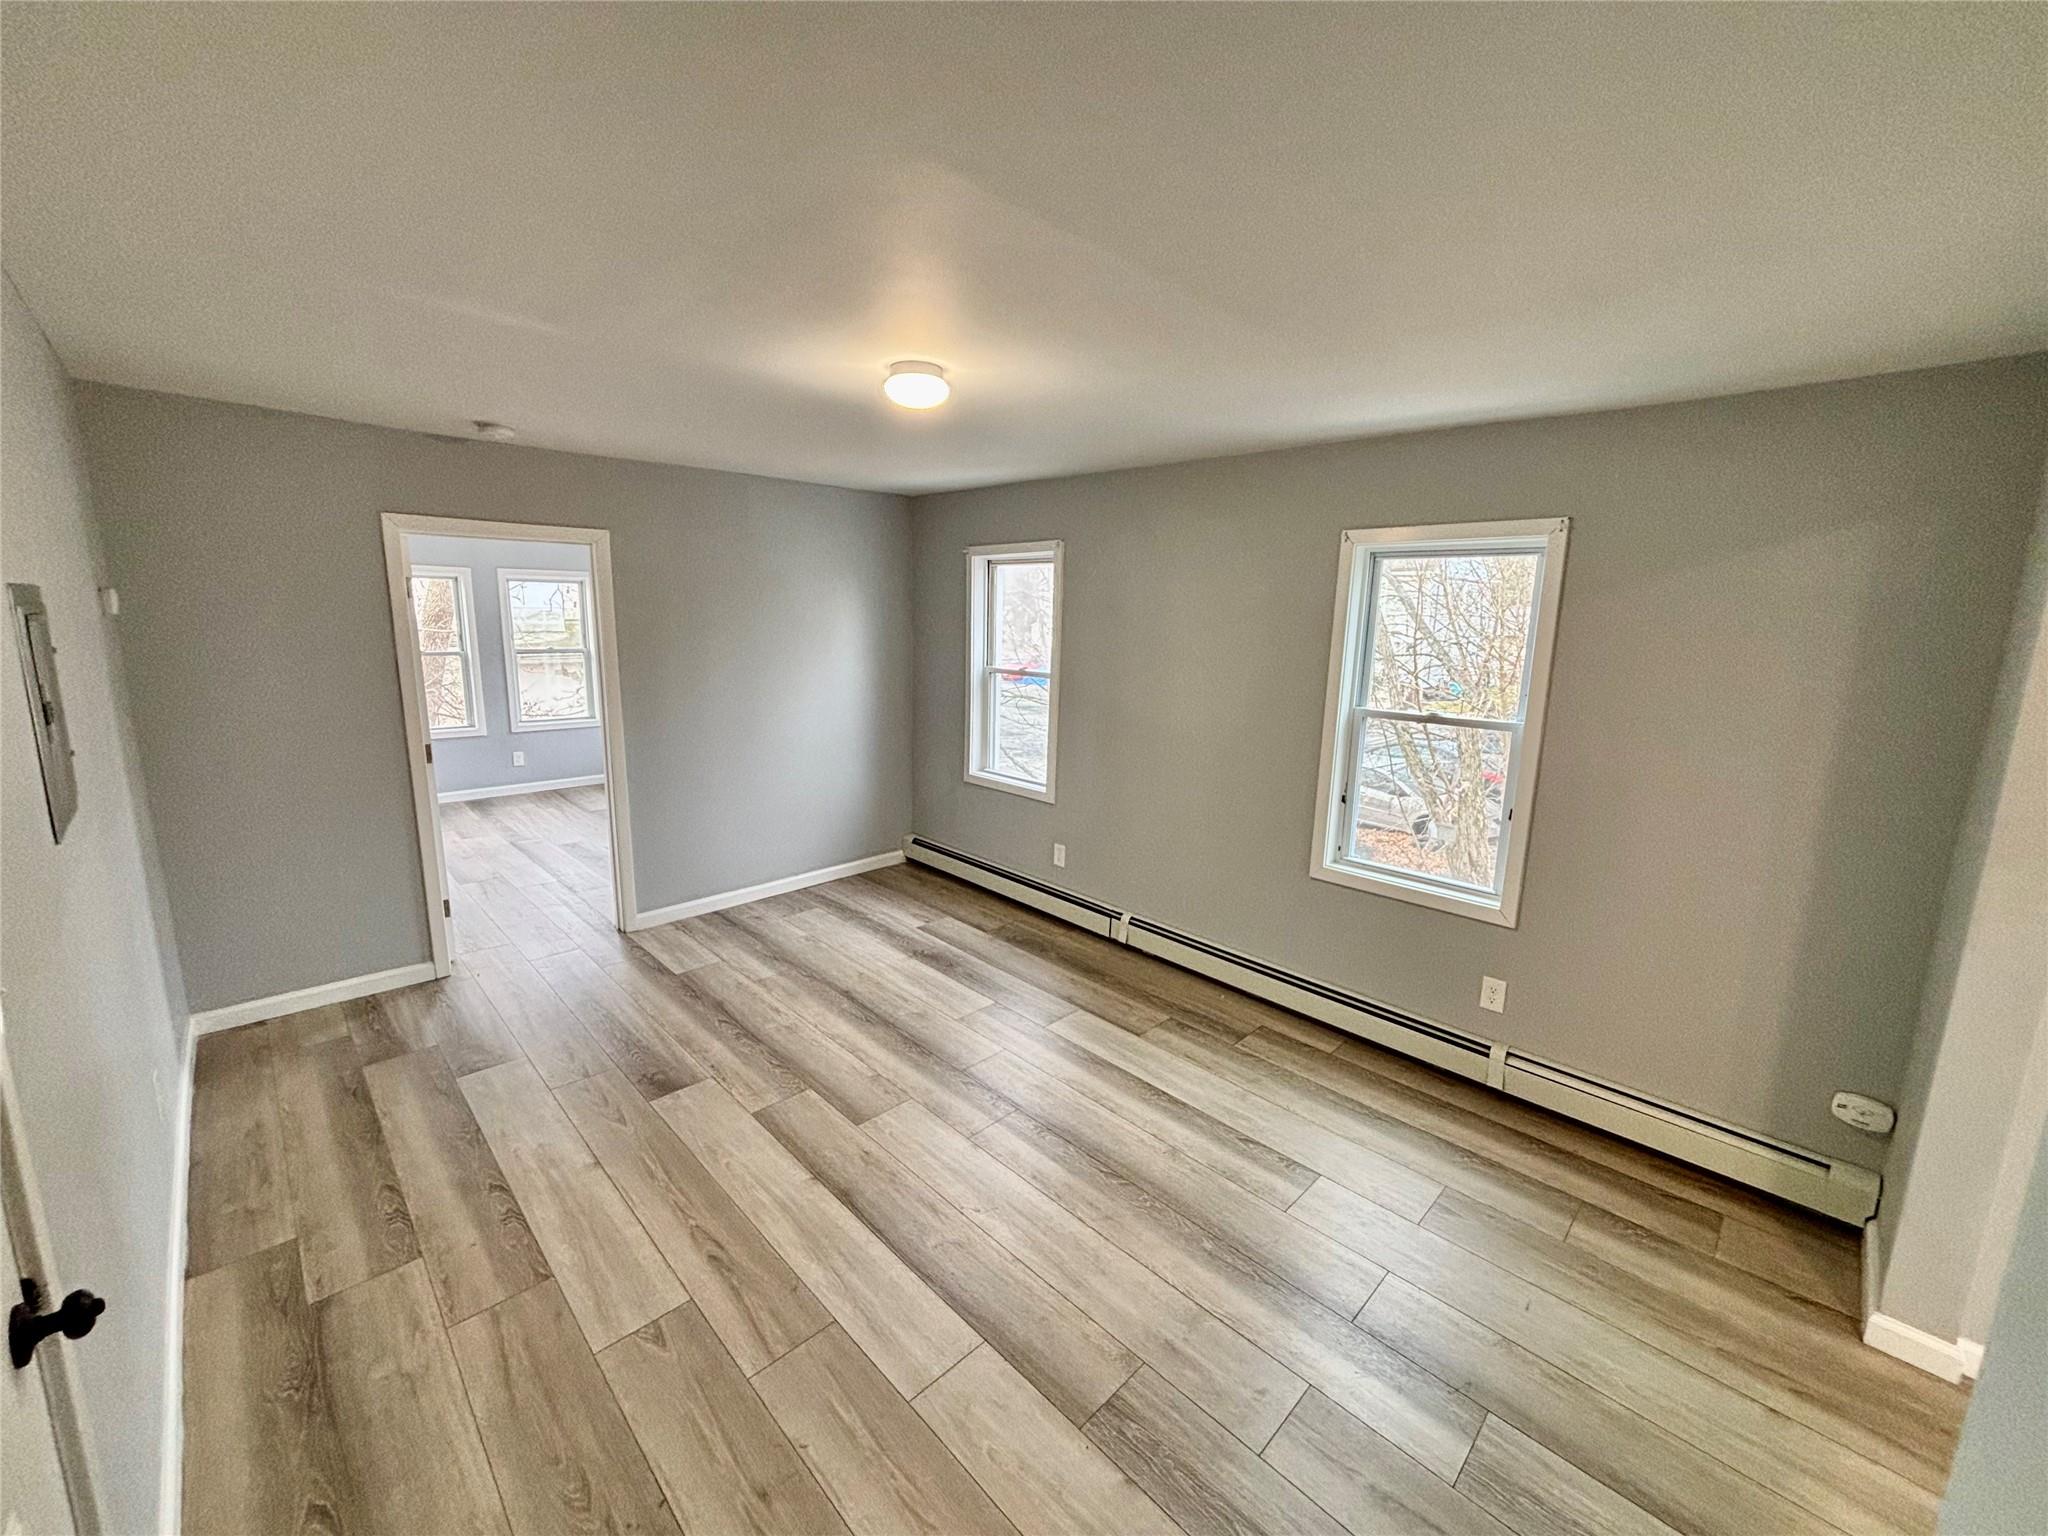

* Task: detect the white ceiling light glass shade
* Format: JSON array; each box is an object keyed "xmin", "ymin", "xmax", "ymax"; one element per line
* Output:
[{"xmin": 882, "ymin": 360, "xmax": 950, "ymax": 409}]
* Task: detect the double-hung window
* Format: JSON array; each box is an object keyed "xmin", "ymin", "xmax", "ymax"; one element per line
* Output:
[
  {"xmin": 1311, "ymin": 518, "xmax": 1568, "ymax": 926},
  {"xmin": 408, "ymin": 565, "xmax": 485, "ymax": 738},
  {"xmin": 964, "ymin": 541, "xmax": 1062, "ymax": 801},
  {"xmin": 500, "ymin": 569, "xmax": 600, "ymax": 731}
]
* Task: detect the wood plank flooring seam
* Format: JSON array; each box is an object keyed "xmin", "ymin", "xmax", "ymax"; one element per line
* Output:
[
  {"xmin": 437, "ymin": 1294, "xmax": 525, "ymax": 1536},
  {"xmin": 965, "ymin": 1046, "xmax": 1385, "ymax": 1318},
  {"xmin": 864, "ymin": 1100, "xmax": 1312, "ymax": 1453},
  {"xmin": 1300, "ymin": 1181, "xmax": 1932, "ymax": 1533},
  {"xmin": 1410, "ymin": 1193, "xmax": 1948, "ymax": 1509},
  {"xmin": 740, "ymin": 1316, "xmax": 836, "ymax": 1378},
  {"xmin": 758, "ymin": 1089, "xmax": 1145, "ymax": 1425},
  {"xmin": 1262, "ymin": 1389, "xmax": 1514, "ymax": 1536},
  {"xmin": 753, "ymin": 1323, "xmax": 1013, "ymax": 1536},
  {"xmin": 963, "ymin": 1100, "xmax": 1359, "ymax": 1390},
  {"xmin": 599, "ymin": 1302, "xmax": 849, "ymax": 1536},
  {"xmin": 1355, "ymin": 1276, "xmax": 1858, "ymax": 1536},
  {"xmin": 1350, "ymin": 1272, "xmax": 1386, "ymax": 1324},
  {"xmin": 462, "ymin": 1058, "xmax": 688, "ymax": 1349},
  {"xmin": 452, "ymin": 1277, "xmax": 684, "ymax": 1536},
  {"xmin": 908, "ymin": 1345, "xmax": 1175, "ymax": 1536},
  {"xmin": 972, "ymin": 1107, "xmax": 1485, "ymax": 1481},
  {"xmin": 1233, "ymin": 1026, "xmax": 1726, "ymax": 1253},
  {"xmin": 657, "ymin": 1078, "xmax": 984, "ymax": 1396}
]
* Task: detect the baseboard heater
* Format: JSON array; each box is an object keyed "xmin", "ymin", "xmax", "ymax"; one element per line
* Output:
[{"xmin": 905, "ymin": 836, "xmax": 1879, "ymax": 1225}]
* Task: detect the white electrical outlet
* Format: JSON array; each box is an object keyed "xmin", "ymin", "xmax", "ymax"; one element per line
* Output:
[
  {"xmin": 513, "ymin": 750, "xmax": 526, "ymax": 766},
  {"xmin": 1052, "ymin": 843, "xmax": 1067, "ymax": 868},
  {"xmin": 1479, "ymin": 976, "xmax": 1507, "ymax": 1013},
  {"xmin": 1830, "ymin": 1091, "xmax": 1896, "ymax": 1135}
]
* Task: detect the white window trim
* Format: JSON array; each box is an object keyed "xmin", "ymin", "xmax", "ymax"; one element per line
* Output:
[
  {"xmin": 499, "ymin": 567, "xmax": 601, "ymax": 733},
  {"xmin": 409, "ymin": 564, "xmax": 487, "ymax": 739},
  {"xmin": 1309, "ymin": 517, "xmax": 1569, "ymax": 927},
  {"xmin": 964, "ymin": 539, "xmax": 1063, "ymax": 803}
]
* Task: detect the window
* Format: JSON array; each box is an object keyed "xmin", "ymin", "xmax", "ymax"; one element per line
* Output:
[
  {"xmin": 500, "ymin": 569, "xmax": 600, "ymax": 731},
  {"xmin": 965, "ymin": 541, "xmax": 1063, "ymax": 801},
  {"xmin": 408, "ymin": 565, "xmax": 485, "ymax": 738},
  {"xmin": 1311, "ymin": 518, "xmax": 1568, "ymax": 926}
]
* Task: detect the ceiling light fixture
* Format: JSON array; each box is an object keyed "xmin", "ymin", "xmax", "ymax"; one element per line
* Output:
[
  {"xmin": 882, "ymin": 360, "xmax": 950, "ymax": 410},
  {"xmin": 472, "ymin": 419, "xmax": 517, "ymax": 441}
]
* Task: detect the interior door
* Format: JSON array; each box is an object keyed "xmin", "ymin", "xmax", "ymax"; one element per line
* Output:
[
  {"xmin": 413, "ymin": 580, "xmax": 455, "ymax": 965},
  {"xmin": 1, "ymin": 1052, "xmax": 81, "ymax": 1536},
  {"xmin": 385, "ymin": 530, "xmax": 456, "ymax": 978}
]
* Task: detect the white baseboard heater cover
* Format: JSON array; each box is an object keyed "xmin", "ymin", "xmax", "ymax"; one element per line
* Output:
[{"xmin": 905, "ymin": 836, "xmax": 1880, "ymax": 1225}]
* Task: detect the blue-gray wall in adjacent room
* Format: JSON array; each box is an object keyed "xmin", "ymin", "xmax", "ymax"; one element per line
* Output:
[{"xmin": 405, "ymin": 533, "xmax": 604, "ymax": 795}]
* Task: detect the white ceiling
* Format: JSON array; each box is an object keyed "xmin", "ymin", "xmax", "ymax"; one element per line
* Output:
[{"xmin": 3, "ymin": 4, "xmax": 2042, "ymax": 494}]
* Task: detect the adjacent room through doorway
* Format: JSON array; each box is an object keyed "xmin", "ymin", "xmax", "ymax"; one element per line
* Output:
[{"xmin": 396, "ymin": 523, "xmax": 631, "ymax": 965}]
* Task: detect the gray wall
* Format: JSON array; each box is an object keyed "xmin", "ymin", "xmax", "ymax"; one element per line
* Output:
[
  {"xmin": 1880, "ymin": 464, "xmax": 2048, "ymax": 1338},
  {"xmin": 405, "ymin": 533, "xmax": 604, "ymax": 796},
  {"xmin": 1, "ymin": 279, "xmax": 186, "ymax": 1532},
  {"xmin": 77, "ymin": 385, "xmax": 912, "ymax": 1013},
  {"xmin": 910, "ymin": 358, "xmax": 2048, "ymax": 1163},
  {"xmin": 1938, "ymin": 1125, "xmax": 2048, "ymax": 1535}
]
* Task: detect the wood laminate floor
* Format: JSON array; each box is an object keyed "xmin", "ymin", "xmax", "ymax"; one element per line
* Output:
[{"xmin": 184, "ymin": 826, "xmax": 1968, "ymax": 1536}]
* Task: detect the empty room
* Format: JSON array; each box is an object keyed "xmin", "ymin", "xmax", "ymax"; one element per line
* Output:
[{"xmin": 2, "ymin": 5, "xmax": 2044, "ymax": 1535}]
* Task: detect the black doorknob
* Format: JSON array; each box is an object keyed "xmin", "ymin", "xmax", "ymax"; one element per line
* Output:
[{"xmin": 10, "ymin": 1278, "xmax": 105, "ymax": 1369}]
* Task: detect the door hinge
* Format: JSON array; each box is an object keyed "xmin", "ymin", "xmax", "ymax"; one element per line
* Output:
[
  {"xmin": 443, "ymin": 898, "xmax": 452, "ymax": 917},
  {"xmin": 425, "ymin": 741, "xmax": 434, "ymax": 765}
]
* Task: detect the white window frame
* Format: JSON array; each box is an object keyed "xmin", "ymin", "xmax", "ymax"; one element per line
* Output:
[
  {"xmin": 499, "ymin": 567, "xmax": 601, "ymax": 733},
  {"xmin": 408, "ymin": 564, "xmax": 487, "ymax": 738},
  {"xmin": 1310, "ymin": 517, "xmax": 1569, "ymax": 927},
  {"xmin": 964, "ymin": 540, "xmax": 1064, "ymax": 803}
]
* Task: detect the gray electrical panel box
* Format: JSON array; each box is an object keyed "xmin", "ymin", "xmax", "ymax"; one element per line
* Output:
[{"xmin": 10, "ymin": 583, "xmax": 78, "ymax": 843}]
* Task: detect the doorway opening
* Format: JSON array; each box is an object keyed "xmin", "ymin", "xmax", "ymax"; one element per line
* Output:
[{"xmin": 380, "ymin": 514, "xmax": 636, "ymax": 974}]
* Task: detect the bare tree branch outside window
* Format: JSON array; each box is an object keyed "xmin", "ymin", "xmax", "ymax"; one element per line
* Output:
[
  {"xmin": 1349, "ymin": 553, "xmax": 1535, "ymax": 887},
  {"xmin": 410, "ymin": 572, "xmax": 474, "ymax": 732}
]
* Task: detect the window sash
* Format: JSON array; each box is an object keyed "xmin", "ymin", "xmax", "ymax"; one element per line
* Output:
[
  {"xmin": 981, "ymin": 557, "xmax": 1052, "ymax": 784},
  {"xmin": 985, "ymin": 557, "xmax": 1053, "ymax": 671},
  {"xmin": 979, "ymin": 666, "xmax": 1053, "ymax": 786},
  {"xmin": 1352, "ymin": 544, "xmax": 1546, "ymax": 719},
  {"xmin": 964, "ymin": 542, "xmax": 1062, "ymax": 802},
  {"xmin": 1333, "ymin": 543, "xmax": 1545, "ymax": 895},
  {"xmin": 410, "ymin": 565, "xmax": 485, "ymax": 738},
  {"xmin": 1333, "ymin": 707, "xmax": 1521, "ymax": 897},
  {"xmin": 501, "ymin": 570, "xmax": 599, "ymax": 731},
  {"xmin": 1310, "ymin": 519, "xmax": 1568, "ymax": 927}
]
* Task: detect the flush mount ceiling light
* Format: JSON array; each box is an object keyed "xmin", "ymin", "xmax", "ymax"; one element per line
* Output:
[
  {"xmin": 882, "ymin": 360, "xmax": 950, "ymax": 410},
  {"xmin": 472, "ymin": 419, "xmax": 517, "ymax": 441}
]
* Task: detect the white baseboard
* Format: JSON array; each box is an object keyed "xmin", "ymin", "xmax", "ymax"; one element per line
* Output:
[
  {"xmin": 438, "ymin": 773, "xmax": 605, "ymax": 804},
  {"xmin": 1863, "ymin": 1311, "xmax": 1974, "ymax": 1383},
  {"xmin": 158, "ymin": 1028, "xmax": 196, "ymax": 1535},
  {"xmin": 1957, "ymin": 1337, "xmax": 1985, "ymax": 1380},
  {"xmin": 187, "ymin": 962, "xmax": 440, "ymax": 1036},
  {"xmin": 629, "ymin": 851, "xmax": 904, "ymax": 930}
]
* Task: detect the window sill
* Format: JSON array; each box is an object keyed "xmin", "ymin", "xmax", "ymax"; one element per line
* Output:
[
  {"xmin": 1309, "ymin": 859, "xmax": 1519, "ymax": 927},
  {"xmin": 965, "ymin": 769, "xmax": 1055, "ymax": 805},
  {"xmin": 509, "ymin": 716, "xmax": 602, "ymax": 734},
  {"xmin": 430, "ymin": 724, "xmax": 487, "ymax": 740}
]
